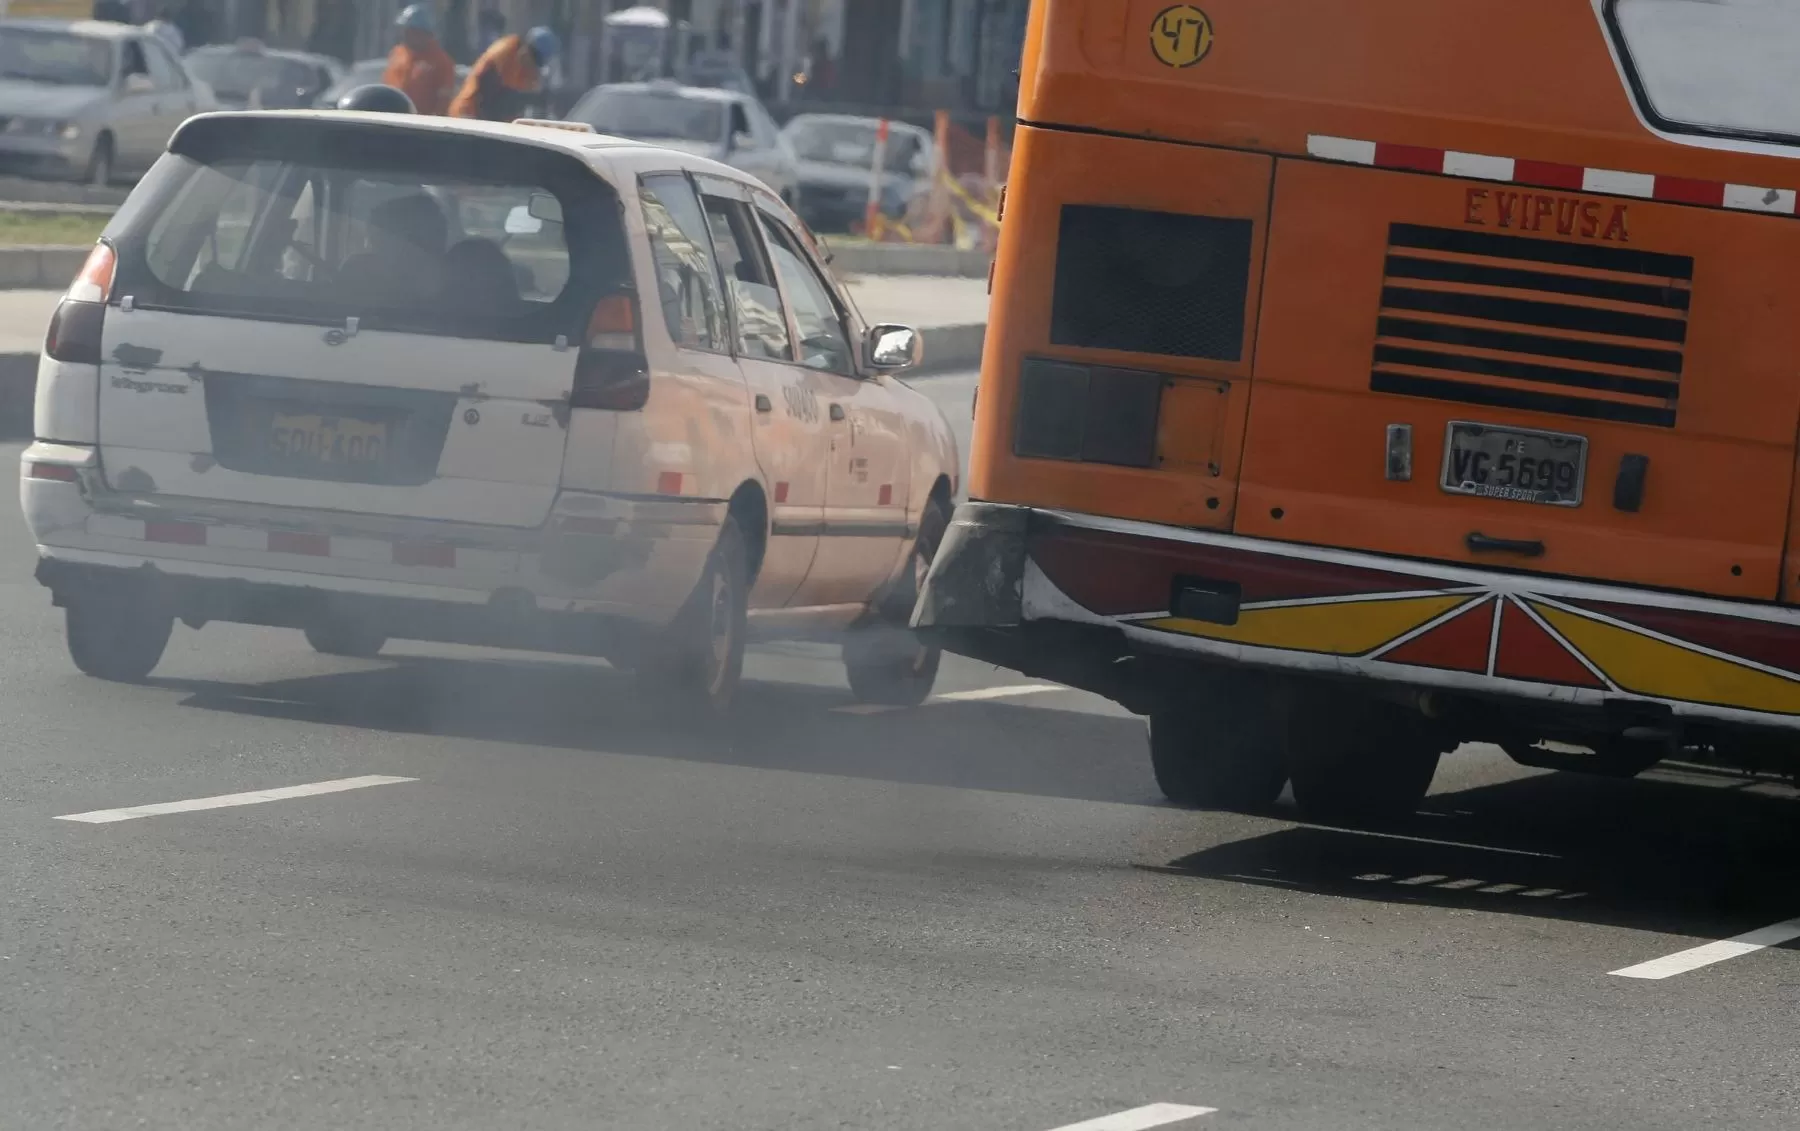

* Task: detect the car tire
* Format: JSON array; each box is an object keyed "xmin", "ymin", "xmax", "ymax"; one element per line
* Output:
[
  {"xmin": 637, "ymin": 515, "xmax": 749, "ymax": 715},
  {"xmin": 1286, "ymin": 692, "xmax": 1444, "ymax": 825},
  {"xmin": 1147, "ymin": 678, "xmax": 1289, "ymax": 811},
  {"xmin": 843, "ymin": 495, "xmax": 948, "ymax": 708},
  {"xmin": 304, "ymin": 621, "xmax": 387, "ymax": 659},
  {"xmin": 65, "ymin": 592, "xmax": 173, "ymax": 682},
  {"xmin": 84, "ymin": 134, "xmax": 114, "ymax": 187}
]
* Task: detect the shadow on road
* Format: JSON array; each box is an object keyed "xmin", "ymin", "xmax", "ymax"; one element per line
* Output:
[
  {"xmin": 157, "ymin": 650, "xmax": 1800, "ymax": 942},
  {"xmin": 156, "ymin": 652, "xmax": 1159, "ymax": 806},
  {"xmin": 1154, "ymin": 767, "xmax": 1800, "ymax": 943}
]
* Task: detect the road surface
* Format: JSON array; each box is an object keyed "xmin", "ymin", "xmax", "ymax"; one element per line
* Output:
[{"xmin": 4, "ymin": 369, "xmax": 1800, "ymax": 1130}]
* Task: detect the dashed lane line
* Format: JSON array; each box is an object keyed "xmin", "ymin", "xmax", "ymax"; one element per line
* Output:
[
  {"xmin": 832, "ymin": 684, "xmax": 1066, "ymax": 715},
  {"xmin": 55, "ymin": 775, "xmax": 418, "ymax": 824},
  {"xmin": 1044, "ymin": 1103, "xmax": 1217, "ymax": 1131},
  {"xmin": 1610, "ymin": 917, "xmax": 1800, "ymax": 980}
]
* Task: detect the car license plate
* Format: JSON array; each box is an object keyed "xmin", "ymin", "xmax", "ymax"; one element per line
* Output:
[
  {"xmin": 1440, "ymin": 421, "xmax": 1586, "ymax": 507},
  {"xmin": 268, "ymin": 412, "xmax": 388, "ymax": 472}
]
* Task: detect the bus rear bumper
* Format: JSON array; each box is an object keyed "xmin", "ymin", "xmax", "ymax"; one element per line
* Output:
[{"xmin": 915, "ymin": 501, "xmax": 1800, "ymax": 736}]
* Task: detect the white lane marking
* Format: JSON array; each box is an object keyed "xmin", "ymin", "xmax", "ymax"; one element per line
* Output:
[
  {"xmin": 56, "ymin": 775, "xmax": 418, "ymax": 824},
  {"xmin": 1045, "ymin": 1103, "xmax": 1216, "ymax": 1131},
  {"xmin": 831, "ymin": 684, "xmax": 1065, "ymax": 714},
  {"xmin": 1610, "ymin": 918, "xmax": 1800, "ymax": 980}
]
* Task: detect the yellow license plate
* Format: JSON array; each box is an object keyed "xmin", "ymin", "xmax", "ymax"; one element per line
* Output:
[{"xmin": 268, "ymin": 413, "xmax": 388, "ymax": 468}]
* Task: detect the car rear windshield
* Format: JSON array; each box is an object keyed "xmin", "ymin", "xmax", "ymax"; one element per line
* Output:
[
  {"xmin": 1607, "ymin": 0, "xmax": 1800, "ymax": 145},
  {"xmin": 569, "ymin": 89, "xmax": 725, "ymax": 143},
  {"xmin": 186, "ymin": 51, "xmax": 319, "ymax": 100},
  {"xmin": 109, "ymin": 117, "xmax": 628, "ymax": 344},
  {"xmin": 0, "ymin": 28, "xmax": 112, "ymax": 87}
]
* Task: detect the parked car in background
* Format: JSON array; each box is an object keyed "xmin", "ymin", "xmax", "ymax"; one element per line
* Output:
[
  {"xmin": 183, "ymin": 40, "xmax": 343, "ymax": 111},
  {"xmin": 782, "ymin": 113, "xmax": 933, "ymax": 233},
  {"xmin": 678, "ymin": 49, "xmax": 754, "ymax": 95},
  {"xmin": 0, "ymin": 17, "xmax": 213, "ymax": 185},
  {"xmin": 566, "ymin": 80, "xmax": 798, "ymax": 202},
  {"xmin": 318, "ymin": 57, "xmax": 470, "ymax": 110}
]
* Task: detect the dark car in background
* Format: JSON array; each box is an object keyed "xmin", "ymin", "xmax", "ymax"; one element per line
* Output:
[
  {"xmin": 781, "ymin": 113, "xmax": 933, "ymax": 233},
  {"xmin": 184, "ymin": 40, "xmax": 342, "ymax": 111}
]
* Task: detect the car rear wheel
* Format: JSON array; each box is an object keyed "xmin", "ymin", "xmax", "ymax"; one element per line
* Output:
[
  {"xmin": 637, "ymin": 515, "xmax": 749, "ymax": 714},
  {"xmin": 65, "ymin": 592, "xmax": 173, "ymax": 682},
  {"xmin": 843, "ymin": 495, "xmax": 948, "ymax": 708},
  {"xmin": 304, "ymin": 621, "xmax": 387, "ymax": 659},
  {"xmin": 84, "ymin": 135, "xmax": 114, "ymax": 187}
]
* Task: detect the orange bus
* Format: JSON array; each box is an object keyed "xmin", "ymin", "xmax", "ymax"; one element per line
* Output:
[{"xmin": 915, "ymin": 0, "xmax": 1800, "ymax": 821}]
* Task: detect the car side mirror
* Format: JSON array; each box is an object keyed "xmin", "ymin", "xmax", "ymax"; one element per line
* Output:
[
  {"xmin": 124, "ymin": 73, "xmax": 155, "ymax": 94},
  {"xmin": 503, "ymin": 205, "xmax": 543, "ymax": 236},
  {"xmin": 731, "ymin": 130, "xmax": 757, "ymax": 152},
  {"xmin": 868, "ymin": 324, "xmax": 921, "ymax": 372}
]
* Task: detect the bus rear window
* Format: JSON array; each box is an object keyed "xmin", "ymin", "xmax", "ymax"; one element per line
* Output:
[{"xmin": 1608, "ymin": 0, "xmax": 1800, "ymax": 145}]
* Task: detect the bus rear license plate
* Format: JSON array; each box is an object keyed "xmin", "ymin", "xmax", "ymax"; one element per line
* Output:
[{"xmin": 1440, "ymin": 422, "xmax": 1586, "ymax": 507}]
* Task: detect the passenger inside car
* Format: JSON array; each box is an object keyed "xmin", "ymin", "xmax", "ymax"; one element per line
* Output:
[
  {"xmin": 442, "ymin": 237, "xmax": 521, "ymax": 309},
  {"xmin": 340, "ymin": 192, "xmax": 450, "ymax": 300}
]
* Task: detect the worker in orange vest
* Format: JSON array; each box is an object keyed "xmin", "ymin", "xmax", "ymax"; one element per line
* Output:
[
  {"xmin": 448, "ymin": 26, "xmax": 560, "ymax": 122},
  {"xmin": 383, "ymin": 5, "xmax": 458, "ymax": 117}
]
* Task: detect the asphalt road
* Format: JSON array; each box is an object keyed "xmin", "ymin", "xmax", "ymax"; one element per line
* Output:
[{"xmin": 5, "ymin": 371, "xmax": 1800, "ymax": 1130}]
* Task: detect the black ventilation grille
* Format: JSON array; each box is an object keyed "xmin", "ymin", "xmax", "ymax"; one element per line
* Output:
[
  {"xmin": 1371, "ymin": 224, "xmax": 1691, "ymax": 428},
  {"xmin": 1051, "ymin": 204, "xmax": 1252, "ymax": 362}
]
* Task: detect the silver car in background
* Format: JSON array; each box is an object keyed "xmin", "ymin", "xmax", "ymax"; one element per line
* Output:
[
  {"xmin": 565, "ymin": 80, "xmax": 799, "ymax": 203},
  {"xmin": 0, "ymin": 18, "xmax": 214, "ymax": 185},
  {"xmin": 782, "ymin": 113, "xmax": 934, "ymax": 233}
]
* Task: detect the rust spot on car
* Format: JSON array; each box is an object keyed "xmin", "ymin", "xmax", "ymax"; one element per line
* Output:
[
  {"xmin": 190, "ymin": 453, "xmax": 216, "ymax": 474},
  {"xmin": 114, "ymin": 466, "xmax": 157, "ymax": 493},
  {"xmin": 112, "ymin": 344, "xmax": 162, "ymax": 373}
]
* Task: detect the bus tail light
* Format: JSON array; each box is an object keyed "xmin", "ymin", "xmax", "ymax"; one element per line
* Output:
[
  {"xmin": 571, "ymin": 292, "xmax": 649, "ymax": 411},
  {"xmin": 1012, "ymin": 357, "xmax": 1164, "ymax": 468}
]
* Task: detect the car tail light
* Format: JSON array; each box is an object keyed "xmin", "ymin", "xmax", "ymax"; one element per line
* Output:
[
  {"xmin": 26, "ymin": 462, "xmax": 80, "ymax": 482},
  {"xmin": 45, "ymin": 243, "xmax": 116, "ymax": 366},
  {"xmin": 571, "ymin": 292, "xmax": 650, "ymax": 412}
]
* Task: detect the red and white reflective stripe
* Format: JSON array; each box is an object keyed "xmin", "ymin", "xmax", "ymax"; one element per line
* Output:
[
  {"xmin": 1305, "ymin": 134, "xmax": 1799, "ymax": 215},
  {"xmin": 87, "ymin": 515, "xmax": 518, "ymax": 572}
]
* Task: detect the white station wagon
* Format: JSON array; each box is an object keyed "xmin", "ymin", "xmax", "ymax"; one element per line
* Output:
[{"xmin": 22, "ymin": 110, "xmax": 959, "ymax": 711}]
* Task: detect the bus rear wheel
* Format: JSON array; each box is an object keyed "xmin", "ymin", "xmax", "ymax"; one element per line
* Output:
[
  {"xmin": 1147, "ymin": 674, "xmax": 1289, "ymax": 811},
  {"xmin": 1287, "ymin": 691, "xmax": 1444, "ymax": 825}
]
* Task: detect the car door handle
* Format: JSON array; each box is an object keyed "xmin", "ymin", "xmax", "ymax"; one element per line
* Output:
[
  {"xmin": 829, "ymin": 403, "xmax": 845, "ymax": 422},
  {"xmin": 754, "ymin": 394, "xmax": 772, "ymax": 413}
]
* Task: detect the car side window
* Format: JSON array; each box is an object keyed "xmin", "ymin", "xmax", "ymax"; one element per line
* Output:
[
  {"xmin": 121, "ymin": 40, "xmax": 149, "ymax": 81},
  {"xmin": 757, "ymin": 211, "xmax": 854, "ymax": 376},
  {"xmin": 700, "ymin": 194, "xmax": 791, "ymax": 360},
  {"xmin": 638, "ymin": 174, "xmax": 728, "ymax": 352},
  {"xmin": 143, "ymin": 41, "xmax": 184, "ymax": 90},
  {"xmin": 728, "ymin": 103, "xmax": 753, "ymax": 144}
]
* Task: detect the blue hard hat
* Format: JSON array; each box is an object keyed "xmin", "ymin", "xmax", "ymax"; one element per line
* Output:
[
  {"xmin": 396, "ymin": 3, "xmax": 434, "ymax": 31},
  {"xmin": 526, "ymin": 26, "xmax": 560, "ymax": 62}
]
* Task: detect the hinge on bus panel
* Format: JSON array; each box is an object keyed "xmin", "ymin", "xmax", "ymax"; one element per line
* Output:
[{"xmin": 1385, "ymin": 424, "xmax": 1413, "ymax": 482}]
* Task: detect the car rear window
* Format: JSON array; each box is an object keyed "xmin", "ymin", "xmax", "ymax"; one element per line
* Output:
[
  {"xmin": 186, "ymin": 51, "xmax": 318, "ymax": 100},
  {"xmin": 1607, "ymin": 0, "xmax": 1800, "ymax": 145},
  {"xmin": 111, "ymin": 117, "xmax": 627, "ymax": 344}
]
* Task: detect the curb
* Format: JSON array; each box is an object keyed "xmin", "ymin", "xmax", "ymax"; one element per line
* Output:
[
  {"xmin": 0, "ymin": 176, "xmax": 129, "ymax": 208},
  {"xmin": 0, "ymin": 322, "xmax": 985, "ymax": 440},
  {"xmin": 0, "ymin": 245, "xmax": 88, "ymax": 290}
]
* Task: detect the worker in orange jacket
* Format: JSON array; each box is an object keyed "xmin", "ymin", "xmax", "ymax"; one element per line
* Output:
[
  {"xmin": 448, "ymin": 26, "xmax": 560, "ymax": 122},
  {"xmin": 383, "ymin": 5, "xmax": 458, "ymax": 117}
]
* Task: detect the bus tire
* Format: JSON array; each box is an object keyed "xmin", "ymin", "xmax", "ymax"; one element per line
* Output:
[
  {"xmin": 1147, "ymin": 694, "xmax": 1288, "ymax": 811},
  {"xmin": 1287, "ymin": 695, "xmax": 1442, "ymax": 825},
  {"xmin": 65, "ymin": 592, "xmax": 172, "ymax": 682}
]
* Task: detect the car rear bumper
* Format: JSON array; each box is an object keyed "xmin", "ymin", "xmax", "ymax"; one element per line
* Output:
[
  {"xmin": 22, "ymin": 442, "xmax": 720, "ymax": 634},
  {"xmin": 914, "ymin": 500, "xmax": 1800, "ymax": 735}
]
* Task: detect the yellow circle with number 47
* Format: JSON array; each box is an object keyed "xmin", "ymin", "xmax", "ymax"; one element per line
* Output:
[{"xmin": 1150, "ymin": 4, "xmax": 1215, "ymax": 68}]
